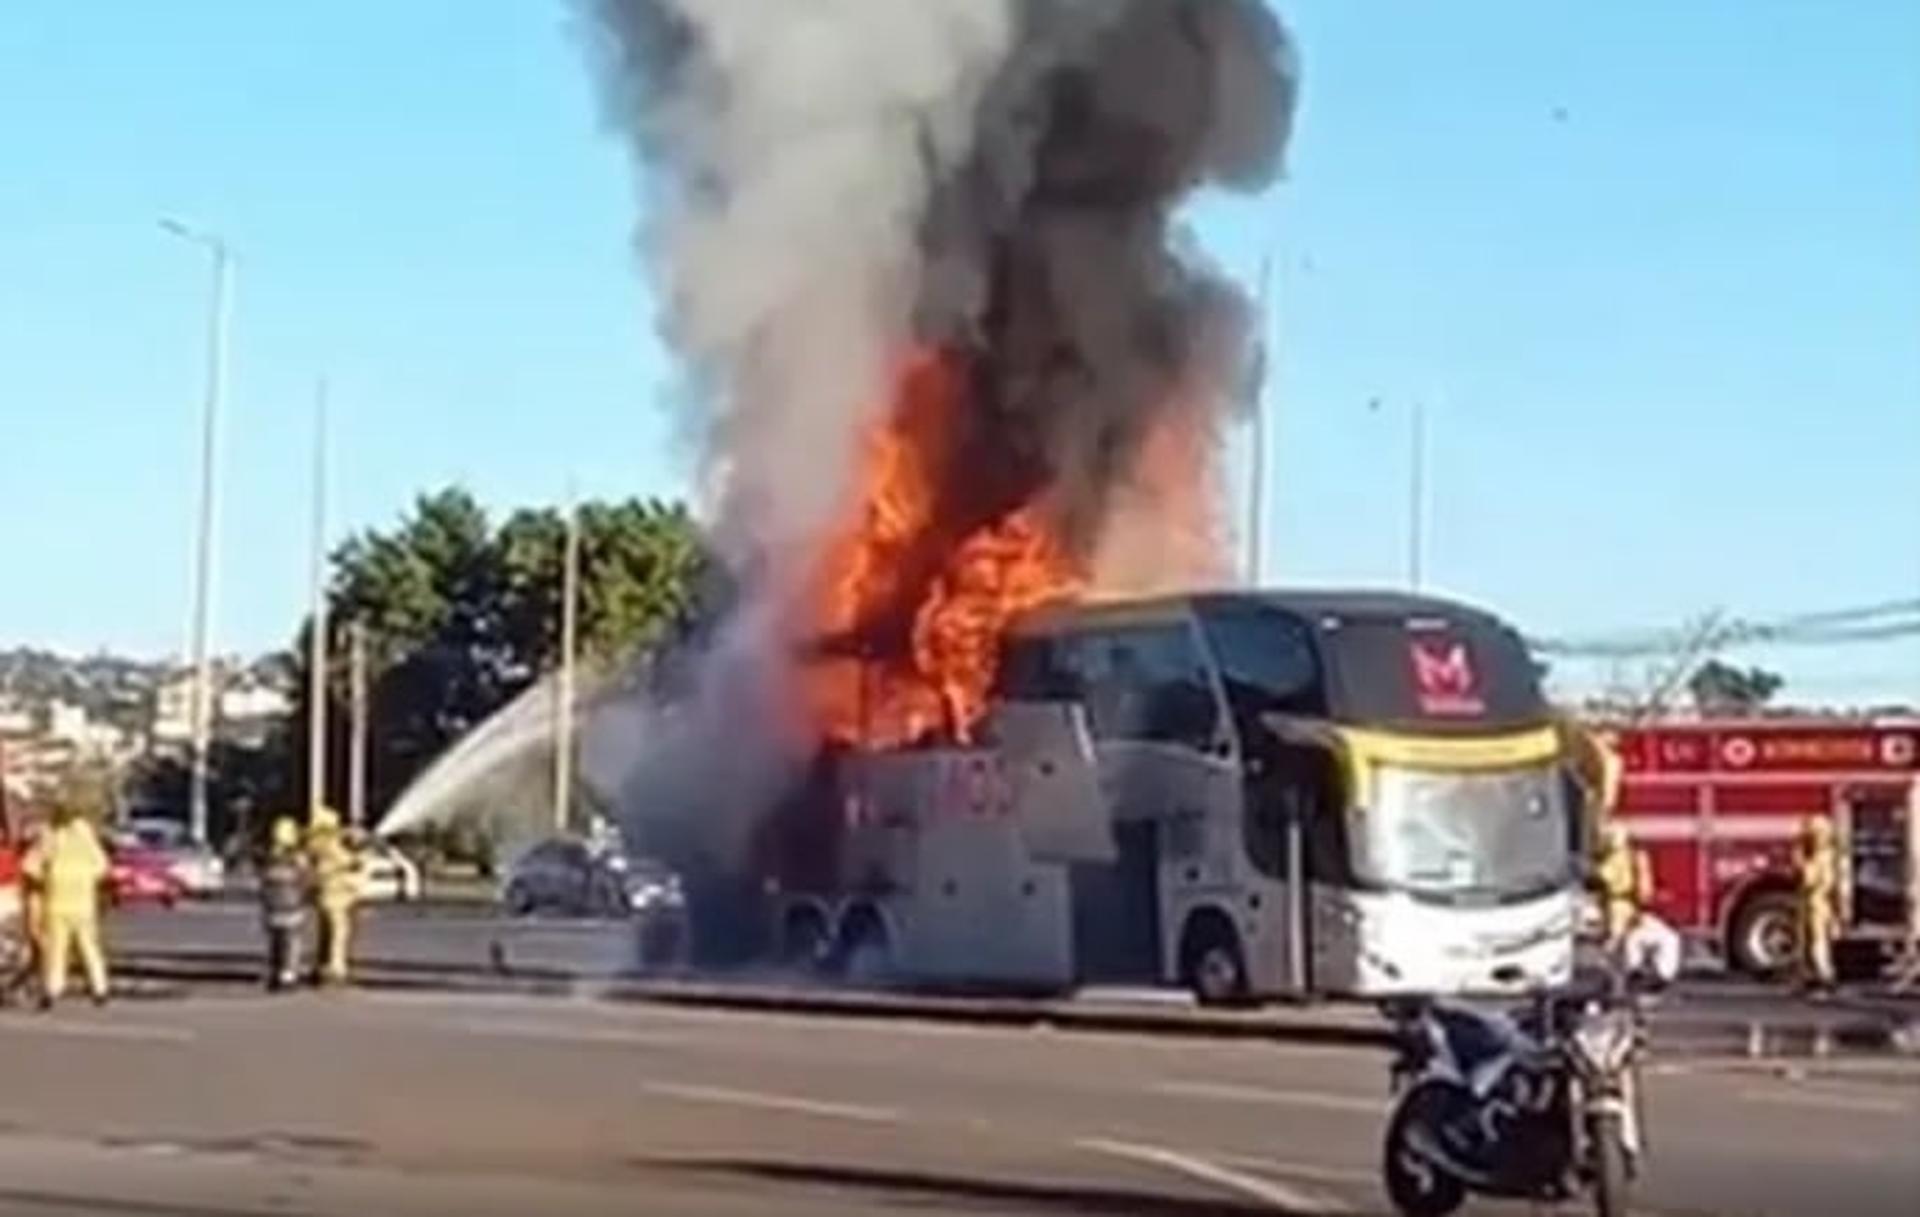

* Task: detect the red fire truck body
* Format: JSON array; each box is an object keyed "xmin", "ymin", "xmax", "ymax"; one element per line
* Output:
[{"xmin": 1605, "ymin": 719, "xmax": 1919, "ymax": 977}]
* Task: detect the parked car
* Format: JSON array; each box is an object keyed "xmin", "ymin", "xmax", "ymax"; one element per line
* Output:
[
  {"xmin": 123, "ymin": 818, "xmax": 225, "ymax": 897},
  {"xmin": 105, "ymin": 834, "xmax": 187, "ymax": 908},
  {"xmin": 500, "ymin": 838, "xmax": 683, "ymax": 920},
  {"xmin": 357, "ymin": 840, "xmax": 422, "ymax": 903}
]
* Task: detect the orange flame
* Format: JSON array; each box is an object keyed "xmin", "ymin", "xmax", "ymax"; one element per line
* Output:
[{"xmin": 803, "ymin": 349, "xmax": 1083, "ymax": 749}]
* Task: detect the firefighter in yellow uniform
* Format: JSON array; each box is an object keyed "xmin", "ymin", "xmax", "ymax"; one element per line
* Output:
[
  {"xmin": 1795, "ymin": 816, "xmax": 1840, "ymax": 993},
  {"xmin": 306, "ymin": 807, "xmax": 361, "ymax": 986},
  {"xmin": 22, "ymin": 806, "xmax": 111, "ymax": 1007},
  {"xmin": 1594, "ymin": 822, "xmax": 1653, "ymax": 955}
]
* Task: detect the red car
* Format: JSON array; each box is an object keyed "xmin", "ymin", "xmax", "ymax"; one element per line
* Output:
[{"xmin": 105, "ymin": 836, "xmax": 186, "ymax": 908}]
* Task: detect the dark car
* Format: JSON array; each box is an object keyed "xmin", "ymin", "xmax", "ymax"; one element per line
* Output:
[{"xmin": 500, "ymin": 838, "xmax": 684, "ymax": 920}]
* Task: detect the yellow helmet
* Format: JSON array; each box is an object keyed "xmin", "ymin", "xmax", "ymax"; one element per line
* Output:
[
  {"xmin": 1802, "ymin": 816, "xmax": 1833, "ymax": 843},
  {"xmin": 270, "ymin": 817, "xmax": 301, "ymax": 852},
  {"xmin": 310, "ymin": 806, "xmax": 342, "ymax": 835}
]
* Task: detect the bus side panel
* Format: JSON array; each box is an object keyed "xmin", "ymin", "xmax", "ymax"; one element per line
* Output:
[{"xmin": 900, "ymin": 810, "xmax": 1072, "ymax": 988}]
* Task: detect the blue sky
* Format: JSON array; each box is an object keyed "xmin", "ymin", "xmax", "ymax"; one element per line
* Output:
[{"xmin": 2, "ymin": 2, "xmax": 1915, "ymax": 703}]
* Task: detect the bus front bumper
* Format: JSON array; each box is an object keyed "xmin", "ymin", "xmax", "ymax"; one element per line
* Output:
[{"xmin": 1331, "ymin": 888, "xmax": 1578, "ymax": 997}]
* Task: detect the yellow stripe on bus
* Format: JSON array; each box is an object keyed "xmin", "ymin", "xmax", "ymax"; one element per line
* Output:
[{"xmin": 1335, "ymin": 725, "xmax": 1562, "ymax": 772}]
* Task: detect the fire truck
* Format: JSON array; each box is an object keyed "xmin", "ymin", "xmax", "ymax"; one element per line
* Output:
[{"xmin": 1604, "ymin": 719, "xmax": 1920, "ymax": 978}]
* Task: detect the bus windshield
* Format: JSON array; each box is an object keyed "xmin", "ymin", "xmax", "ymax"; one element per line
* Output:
[{"xmin": 1351, "ymin": 764, "xmax": 1572, "ymax": 904}]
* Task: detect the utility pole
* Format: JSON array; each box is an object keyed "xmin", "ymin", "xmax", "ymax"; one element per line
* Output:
[
  {"xmin": 348, "ymin": 622, "xmax": 368, "ymax": 831},
  {"xmin": 306, "ymin": 380, "xmax": 330, "ymax": 821},
  {"xmin": 161, "ymin": 219, "xmax": 232, "ymax": 846},
  {"xmin": 553, "ymin": 492, "xmax": 582, "ymax": 836},
  {"xmin": 1245, "ymin": 253, "xmax": 1274, "ymax": 587}
]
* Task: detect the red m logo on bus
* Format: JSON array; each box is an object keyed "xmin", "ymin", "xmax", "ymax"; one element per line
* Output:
[{"xmin": 1410, "ymin": 640, "xmax": 1484, "ymax": 715}]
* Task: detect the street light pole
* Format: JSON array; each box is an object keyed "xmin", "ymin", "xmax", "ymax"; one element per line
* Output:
[
  {"xmin": 349, "ymin": 622, "xmax": 368, "ymax": 832},
  {"xmin": 553, "ymin": 491, "xmax": 582, "ymax": 836},
  {"xmin": 307, "ymin": 380, "xmax": 330, "ymax": 821},
  {"xmin": 161, "ymin": 219, "xmax": 232, "ymax": 847}
]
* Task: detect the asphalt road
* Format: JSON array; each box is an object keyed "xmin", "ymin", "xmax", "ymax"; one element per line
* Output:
[{"xmin": 0, "ymin": 980, "xmax": 1915, "ymax": 1216}]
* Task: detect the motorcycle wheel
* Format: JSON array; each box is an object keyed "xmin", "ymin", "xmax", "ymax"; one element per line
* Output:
[
  {"xmin": 1589, "ymin": 1112, "xmax": 1631, "ymax": 1217},
  {"xmin": 1383, "ymin": 1083, "xmax": 1468, "ymax": 1217}
]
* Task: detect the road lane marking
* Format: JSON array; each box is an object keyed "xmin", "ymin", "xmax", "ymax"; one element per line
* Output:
[
  {"xmin": 642, "ymin": 1082, "xmax": 901, "ymax": 1124},
  {"xmin": 0, "ymin": 1020, "xmax": 194, "ymax": 1044},
  {"xmin": 1734, "ymin": 1087, "xmax": 1913, "ymax": 1116},
  {"xmin": 1212, "ymin": 1152, "xmax": 1376, "ymax": 1187},
  {"xmin": 1079, "ymin": 1138, "xmax": 1352, "ymax": 1214},
  {"xmin": 1149, "ymin": 1080, "xmax": 1380, "ymax": 1115},
  {"xmin": 450, "ymin": 1018, "xmax": 685, "ymax": 1048}
]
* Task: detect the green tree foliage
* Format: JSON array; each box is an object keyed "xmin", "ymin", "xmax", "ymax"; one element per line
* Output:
[
  {"xmin": 1688, "ymin": 659, "xmax": 1785, "ymax": 715},
  {"xmin": 128, "ymin": 731, "xmax": 296, "ymax": 851},
  {"xmin": 284, "ymin": 487, "xmax": 712, "ymax": 826}
]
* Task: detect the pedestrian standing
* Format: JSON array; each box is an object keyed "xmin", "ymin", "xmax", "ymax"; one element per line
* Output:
[
  {"xmin": 305, "ymin": 807, "xmax": 360, "ymax": 987},
  {"xmin": 1795, "ymin": 816, "xmax": 1840, "ymax": 994},
  {"xmin": 258, "ymin": 817, "xmax": 310, "ymax": 991},
  {"xmin": 21, "ymin": 805, "xmax": 111, "ymax": 1007}
]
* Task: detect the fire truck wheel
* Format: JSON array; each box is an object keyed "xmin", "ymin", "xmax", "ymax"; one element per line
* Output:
[
  {"xmin": 1181, "ymin": 915, "xmax": 1250, "ymax": 1007},
  {"xmin": 1727, "ymin": 890, "xmax": 1798, "ymax": 979}
]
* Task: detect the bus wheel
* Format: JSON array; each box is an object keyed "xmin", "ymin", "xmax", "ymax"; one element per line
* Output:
[
  {"xmin": 1727, "ymin": 890, "xmax": 1798, "ymax": 979},
  {"xmin": 1182, "ymin": 916, "xmax": 1249, "ymax": 1007},
  {"xmin": 834, "ymin": 908, "xmax": 892, "ymax": 988},
  {"xmin": 779, "ymin": 907, "xmax": 829, "ymax": 972}
]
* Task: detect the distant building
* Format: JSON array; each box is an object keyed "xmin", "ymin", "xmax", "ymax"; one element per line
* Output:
[
  {"xmin": 151, "ymin": 672, "xmax": 200, "ymax": 746},
  {"xmin": 219, "ymin": 678, "xmax": 291, "ymax": 748},
  {"xmin": 0, "ymin": 701, "xmax": 31, "ymax": 737},
  {"xmin": 220, "ymin": 681, "xmax": 291, "ymax": 726}
]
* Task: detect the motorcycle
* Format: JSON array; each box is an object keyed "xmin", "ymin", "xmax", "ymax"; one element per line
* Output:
[{"xmin": 1380, "ymin": 973, "xmax": 1649, "ymax": 1217}]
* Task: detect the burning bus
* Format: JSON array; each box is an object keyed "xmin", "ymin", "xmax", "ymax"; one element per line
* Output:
[
  {"xmin": 754, "ymin": 589, "xmax": 1583, "ymax": 1003},
  {"xmin": 574, "ymin": 5, "xmax": 1593, "ymax": 998},
  {"xmin": 578, "ymin": 1, "xmax": 1587, "ymax": 1001}
]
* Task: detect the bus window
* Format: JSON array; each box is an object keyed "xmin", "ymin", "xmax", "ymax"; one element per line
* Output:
[
  {"xmin": 1198, "ymin": 603, "xmax": 1325, "ymax": 725},
  {"xmin": 1072, "ymin": 625, "xmax": 1221, "ymax": 751},
  {"xmin": 997, "ymin": 635, "xmax": 1077, "ymax": 701},
  {"xmin": 1318, "ymin": 615, "xmax": 1544, "ymax": 730}
]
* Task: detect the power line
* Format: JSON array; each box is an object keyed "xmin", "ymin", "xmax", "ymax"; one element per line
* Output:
[{"xmin": 1531, "ymin": 598, "xmax": 1920, "ymax": 659}]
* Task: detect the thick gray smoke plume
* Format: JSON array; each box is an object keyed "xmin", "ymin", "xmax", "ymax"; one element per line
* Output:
[{"xmin": 579, "ymin": 0, "xmax": 1298, "ymax": 870}]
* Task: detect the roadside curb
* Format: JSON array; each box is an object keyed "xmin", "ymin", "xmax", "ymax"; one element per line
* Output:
[{"xmin": 118, "ymin": 952, "xmax": 1390, "ymax": 1045}]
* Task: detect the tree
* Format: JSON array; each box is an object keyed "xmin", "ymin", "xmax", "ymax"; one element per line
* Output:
[
  {"xmin": 128, "ymin": 729, "xmax": 296, "ymax": 850},
  {"xmin": 497, "ymin": 498, "xmax": 708, "ymax": 671},
  {"xmin": 288, "ymin": 487, "xmax": 714, "ymax": 827},
  {"xmin": 1688, "ymin": 659, "xmax": 1784, "ymax": 715},
  {"xmin": 48, "ymin": 756, "xmax": 117, "ymax": 825}
]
